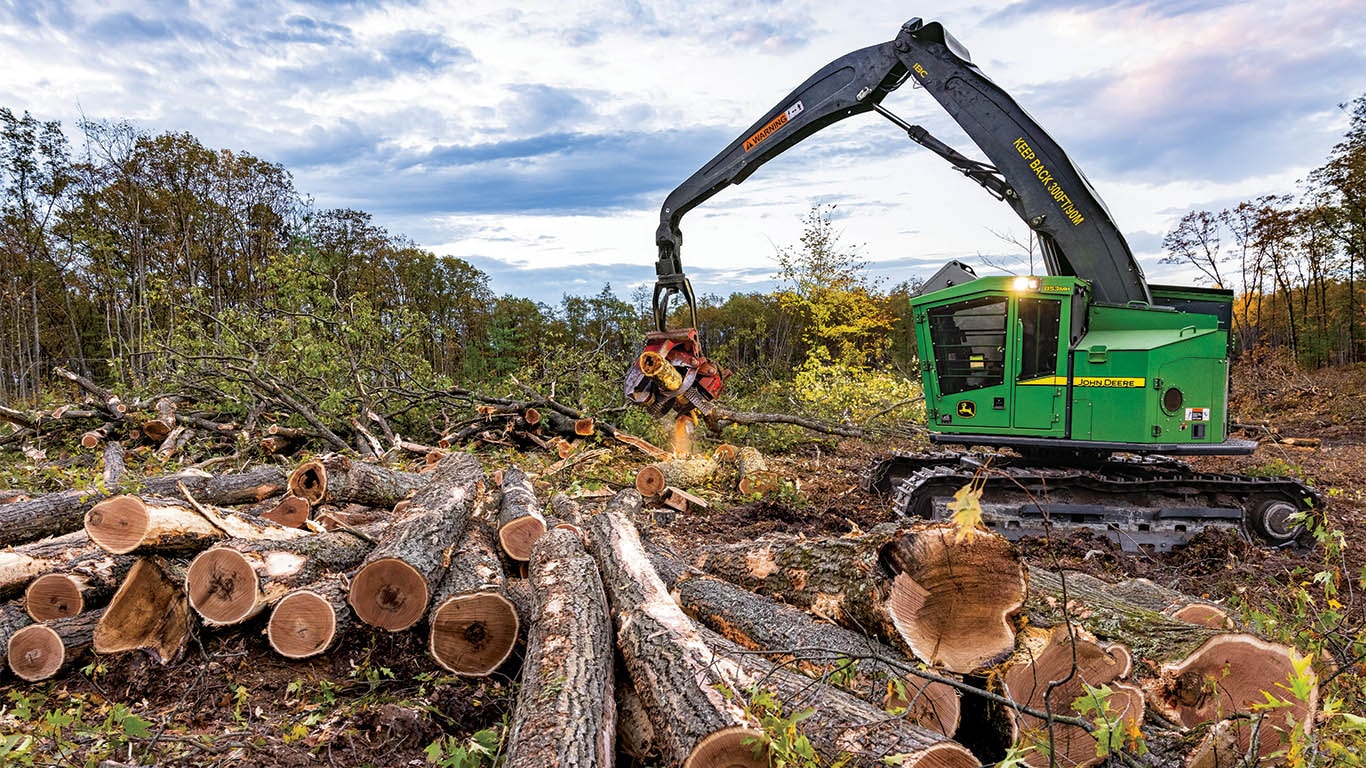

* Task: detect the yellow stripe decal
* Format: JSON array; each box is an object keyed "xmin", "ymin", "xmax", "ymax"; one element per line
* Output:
[{"xmin": 1018, "ymin": 376, "xmax": 1146, "ymax": 388}]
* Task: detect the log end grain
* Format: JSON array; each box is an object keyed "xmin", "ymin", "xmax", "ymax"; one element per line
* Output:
[
  {"xmin": 260, "ymin": 496, "xmax": 311, "ymax": 529},
  {"xmin": 1171, "ymin": 603, "xmax": 1235, "ymax": 630},
  {"xmin": 883, "ymin": 678, "xmax": 963, "ymax": 739},
  {"xmin": 187, "ymin": 549, "xmax": 262, "ymax": 626},
  {"xmin": 883, "ymin": 526, "xmax": 1025, "ymax": 673},
  {"xmin": 634, "ymin": 465, "xmax": 666, "ymax": 497},
  {"xmin": 7, "ymin": 624, "xmax": 64, "ymax": 681},
  {"xmin": 349, "ymin": 557, "xmax": 430, "ymax": 632},
  {"xmin": 287, "ymin": 459, "xmax": 329, "ymax": 505},
  {"xmin": 428, "ymin": 592, "xmax": 518, "ymax": 676},
  {"xmin": 25, "ymin": 573, "xmax": 85, "ymax": 621},
  {"xmin": 908, "ymin": 742, "xmax": 985, "ymax": 768},
  {"xmin": 498, "ymin": 516, "xmax": 547, "ymax": 563},
  {"xmin": 269, "ymin": 589, "xmax": 337, "ymax": 659},
  {"xmin": 85, "ymin": 495, "xmax": 149, "ymax": 555},
  {"xmin": 681, "ymin": 726, "xmax": 769, "ymax": 768}
]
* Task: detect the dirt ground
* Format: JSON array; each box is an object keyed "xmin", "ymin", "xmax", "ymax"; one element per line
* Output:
[{"xmin": 2, "ymin": 360, "xmax": 1363, "ymax": 766}]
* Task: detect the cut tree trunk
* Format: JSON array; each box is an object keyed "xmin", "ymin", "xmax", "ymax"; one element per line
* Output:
[
  {"xmin": 584, "ymin": 490, "xmax": 766, "ymax": 768},
  {"xmin": 1, "ymin": 531, "xmax": 95, "ymax": 600},
  {"xmin": 0, "ymin": 601, "xmax": 34, "ymax": 672},
  {"xmin": 650, "ymin": 548, "xmax": 961, "ymax": 737},
  {"xmin": 259, "ymin": 495, "xmax": 311, "ymax": 528},
  {"xmin": 186, "ymin": 527, "xmax": 377, "ymax": 626},
  {"xmin": 993, "ymin": 624, "xmax": 1141, "ymax": 768},
  {"xmin": 0, "ymin": 465, "xmax": 288, "ymax": 548},
  {"xmin": 503, "ymin": 528, "xmax": 615, "ymax": 768},
  {"xmin": 633, "ymin": 456, "xmax": 719, "ymax": 497},
  {"xmin": 698, "ymin": 625, "xmax": 980, "ymax": 768},
  {"xmin": 94, "ymin": 557, "xmax": 193, "ymax": 664},
  {"xmin": 267, "ymin": 575, "xmax": 352, "ymax": 659},
  {"xmin": 24, "ymin": 552, "xmax": 134, "ymax": 621},
  {"xmin": 497, "ymin": 466, "xmax": 546, "ymax": 562},
  {"xmin": 427, "ymin": 519, "xmax": 517, "ymax": 676},
  {"xmin": 7, "ymin": 609, "xmax": 103, "ymax": 682},
  {"xmin": 350, "ymin": 453, "xmax": 484, "ymax": 631},
  {"xmin": 288, "ymin": 453, "xmax": 426, "ymax": 508},
  {"xmin": 693, "ymin": 522, "xmax": 1026, "ymax": 673},
  {"xmin": 85, "ymin": 495, "xmax": 307, "ymax": 555}
]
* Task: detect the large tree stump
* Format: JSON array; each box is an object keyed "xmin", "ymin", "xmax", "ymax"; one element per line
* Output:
[
  {"xmin": 7, "ymin": 609, "xmax": 103, "ymax": 681},
  {"xmin": 94, "ymin": 557, "xmax": 193, "ymax": 664},
  {"xmin": 650, "ymin": 547, "xmax": 961, "ymax": 737},
  {"xmin": 503, "ymin": 528, "xmax": 615, "ymax": 767},
  {"xmin": 497, "ymin": 466, "xmax": 547, "ymax": 562},
  {"xmin": 693, "ymin": 522, "xmax": 1026, "ymax": 673},
  {"xmin": 85, "ymin": 495, "xmax": 306, "ymax": 555},
  {"xmin": 187, "ymin": 527, "xmax": 377, "ymax": 626},
  {"xmin": 585, "ymin": 490, "xmax": 766, "ymax": 768},
  {"xmin": 287, "ymin": 454, "xmax": 426, "ymax": 508},
  {"xmin": 0, "ymin": 465, "xmax": 291, "ymax": 548},
  {"xmin": 698, "ymin": 626, "xmax": 979, "ymax": 767},
  {"xmin": 267, "ymin": 575, "xmax": 352, "ymax": 659},
  {"xmin": 427, "ymin": 519, "xmax": 517, "ymax": 675},
  {"xmin": 350, "ymin": 453, "xmax": 484, "ymax": 631}
]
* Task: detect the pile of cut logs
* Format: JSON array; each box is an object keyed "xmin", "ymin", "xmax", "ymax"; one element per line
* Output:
[{"xmin": 0, "ymin": 451, "xmax": 1318, "ymax": 768}]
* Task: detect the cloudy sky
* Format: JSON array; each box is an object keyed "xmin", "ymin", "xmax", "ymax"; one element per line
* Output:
[{"xmin": 2, "ymin": 0, "xmax": 1363, "ymax": 305}]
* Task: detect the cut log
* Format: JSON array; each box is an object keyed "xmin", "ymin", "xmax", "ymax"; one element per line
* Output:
[
  {"xmin": 0, "ymin": 601, "xmax": 34, "ymax": 672},
  {"xmin": 267, "ymin": 575, "xmax": 352, "ymax": 659},
  {"xmin": 0, "ymin": 464, "xmax": 288, "ymax": 548},
  {"xmin": 349, "ymin": 453, "xmax": 484, "ymax": 631},
  {"xmin": 427, "ymin": 519, "xmax": 517, "ymax": 676},
  {"xmin": 1150, "ymin": 634, "xmax": 1317, "ymax": 766},
  {"xmin": 634, "ymin": 456, "xmax": 718, "ymax": 496},
  {"xmin": 85, "ymin": 494, "xmax": 306, "ymax": 555},
  {"xmin": 503, "ymin": 528, "xmax": 614, "ymax": 767},
  {"xmin": 94, "ymin": 557, "xmax": 193, "ymax": 664},
  {"xmin": 733, "ymin": 446, "xmax": 780, "ymax": 495},
  {"xmin": 287, "ymin": 453, "xmax": 426, "ymax": 507},
  {"xmin": 24, "ymin": 552, "xmax": 134, "ymax": 621},
  {"xmin": 81, "ymin": 422, "xmax": 116, "ymax": 449},
  {"xmin": 616, "ymin": 668, "xmax": 658, "ymax": 763},
  {"xmin": 7, "ymin": 609, "xmax": 103, "ymax": 682},
  {"xmin": 660, "ymin": 486, "xmax": 708, "ymax": 513},
  {"xmin": 1, "ymin": 531, "xmax": 96, "ymax": 599},
  {"xmin": 693, "ymin": 522, "xmax": 1026, "ymax": 673},
  {"xmin": 585, "ymin": 490, "xmax": 766, "ymax": 768},
  {"xmin": 698, "ymin": 625, "xmax": 980, "ymax": 768},
  {"xmin": 187, "ymin": 527, "xmax": 377, "ymax": 626},
  {"xmin": 259, "ymin": 495, "xmax": 311, "ymax": 528},
  {"xmin": 102, "ymin": 441, "xmax": 126, "ymax": 491},
  {"xmin": 995, "ymin": 625, "xmax": 1140, "ymax": 768},
  {"xmin": 140, "ymin": 397, "xmax": 179, "ymax": 443},
  {"xmin": 496, "ymin": 466, "xmax": 546, "ymax": 562},
  {"xmin": 650, "ymin": 549, "xmax": 961, "ymax": 737}
]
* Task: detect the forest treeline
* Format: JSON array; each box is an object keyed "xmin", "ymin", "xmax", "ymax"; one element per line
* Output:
[{"xmin": 0, "ymin": 95, "xmax": 1363, "ymax": 422}]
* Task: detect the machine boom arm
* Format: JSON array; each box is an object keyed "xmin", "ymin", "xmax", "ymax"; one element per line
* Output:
[{"xmin": 652, "ymin": 17, "xmax": 1151, "ymax": 329}]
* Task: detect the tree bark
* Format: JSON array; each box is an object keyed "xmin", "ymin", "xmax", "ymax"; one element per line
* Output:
[
  {"xmin": 0, "ymin": 465, "xmax": 288, "ymax": 548},
  {"xmin": 0, "ymin": 600, "xmax": 34, "ymax": 673},
  {"xmin": 94, "ymin": 557, "xmax": 193, "ymax": 664},
  {"xmin": 651, "ymin": 548, "xmax": 961, "ymax": 737},
  {"xmin": 698, "ymin": 625, "xmax": 979, "ymax": 768},
  {"xmin": 186, "ymin": 527, "xmax": 377, "ymax": 626},
  {"xmin": 503, "ymin": 528, "xmax": 615, "ymax": 768},
  {"xmin": 267, "ymin": 575, "xmax": 352, "ymax": 659},
  {"xmin": 1, "ymin": 531, "xmax": 95, "ymax": 600},
  {"xmin": 634, "ymin": 457, "xmax": 718, "ymax": 497},
  {"xmin": 584, "ymin": 490, "xmax": 766, "ymax": 768},
  {"xmin": 427, "ymin": 519, "xmax": 517, "ymax": 676},
  {"xmin": 349, "ymin": 453, "xmax": 484, "ymax": 631},
  {"xmin": 693, "ymin": 523, "xmax": 1026, "ymax": 673},
  {"xmin": 287, "ymin": 453, "xmax": 426, "ymax": 508},
  {"xmin": 24, "ymin": 551, "xmax": 134, "ymax": 621},
  {"xmin": 7, "ymin": 608, "xmax": 103, "ymax": 681},
  {"xmin": 497, "ymin": 466, "xmax": 546, "ymax": 562},
  {"xmin": 85, "ymin": 494, "xmax": 306, "ymax": 555}
]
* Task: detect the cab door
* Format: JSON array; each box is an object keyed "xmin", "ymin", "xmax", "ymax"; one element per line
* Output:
[{"xmin": 1010, "ymin": 297, "xmax": 1066, "ymax": 432}]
